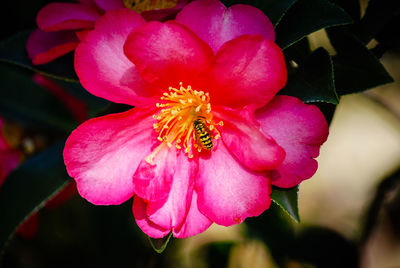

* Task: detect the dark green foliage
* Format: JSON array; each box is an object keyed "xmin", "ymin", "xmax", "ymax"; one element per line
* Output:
[
  {"xmin": 220, "ymin": 0, "xmax": 298, "ymax": 26},
  {"xmin": 0, "ymin": 142, "xmax": 70, "ymax": 253},
  {"xmin": 0, "ymin": 31, "xmax": 78, "ymax": 82},
  {"xmin": 0, "ymin": 64, "xmax": 77, "ymax": 132},
  {"xmin": 328, "ymin": 29, "xmax": 393, "ymax": 95},
  {"xmin": 275, "ymin": 0, "xmax": 352, "ymax": 49},
  {"xmin": 280, "ymin": 47, "xmax": 339, "ymax": 104},
  {"xmin": 271, "ymin": 186, "xmax": 300, "ymax": 223}
]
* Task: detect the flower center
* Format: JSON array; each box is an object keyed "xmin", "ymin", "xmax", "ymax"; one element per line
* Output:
[
  {"xmin": 152, "ymin": 83, "xmax": 223, "ymax": 159},
  {"xmin": 123, "ymin": 0, "xmax": 178, "ymax": 13}
]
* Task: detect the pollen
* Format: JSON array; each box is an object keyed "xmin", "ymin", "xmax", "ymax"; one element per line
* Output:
[{"xmin": 153, "ymin": 83, "xmax": 222, "ymax": 157}]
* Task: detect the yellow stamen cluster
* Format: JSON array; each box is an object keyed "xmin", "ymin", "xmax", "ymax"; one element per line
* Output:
[
  {"xmin": 123, "ymin": 0, "xmax": 178, "ymax": 13},
  {"xmin": 152, "ymin": 83, "xmax": 222, "ymax": 158}
]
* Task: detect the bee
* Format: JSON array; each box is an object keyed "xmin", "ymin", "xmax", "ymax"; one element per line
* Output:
[{"xmin": 193, "ymin": 117, "xmax": 213, "ymax": 150}]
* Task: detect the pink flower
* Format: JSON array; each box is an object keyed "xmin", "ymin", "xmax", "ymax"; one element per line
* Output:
[
  {"xmin": 0, "ymin": 118, "xmax": 20, "ymax": 187},
  {"xmin": 26, "ymin": 0, "xmax": 189, "ymax": 65},
  {"xmin": 64, "ymin": 0, "xmax": 329, "ymax": 238}
]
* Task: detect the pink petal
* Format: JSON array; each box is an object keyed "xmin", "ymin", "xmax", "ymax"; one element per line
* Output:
[
  {"xmin": 196, "ymin": 141, "xmax": 271, "ymax": 226},
  {"xmin": 176, "ymin": 0, "xmax": 275, "ymax": 53},
  {"xmin": 173, "ymin": 190, "xmax": 212, "ymax": 238},
  {"xmin": 93, "ymin": 0, "xmax": 124, "ymax": 11},
  {"xmin": 213, "ymin": 105, "xmax": 285, "ymax": 171},
  {"xmin": 75, "ymin": 29, "xmax": 90, "ymax": 41},
  {"xmin": 0, "ymin": 118, "xmax": 9, "ymax": 150},
  {"xmin": 133, "ymin": 171, "xmax": 213, "ymax": 238},
  {"xmin": 0, "ymin": 150, "xmax": 20, "ymax": 187},
  {"xmin": 132, "ymin": 145, "xmax": 176, "ymax": 202},
  {"xmin": 209, "ymin": 35, "xmax": 287, "ymax": 108},
  {"xmin": 132, "ymin": 197, "xmax": 171, "ymax": 238},
  {"xmin": 63, "ymin": 108, "xmax": 157, "ymax": 205},
  {"xmin": 255, "ymin": 96, "xmax": 329, "ymax": 188},
  {"xmin": 0, "ymin": 119, "xmax": 20, "ymax": 186},
  {"xmin": 145, "ymin": 151, "xmax": 197, "ymax": 229},
  {"xmin": 75, "ymin": 9, "xmax": 158, "ymax": 107},
  {"xmin": 16, "ymin": 212, "xmax": 39, "ymax": 240},
  {"xmin": 26, "ymin": 29, "xmax": 78, "ymax": 65},
  {"xmin": 78, "ymin": 0, "xmax": 95, "ymax": 5},
  {"xmin": 124, "ymin": 21, "xmax": 214, "ymax": 90},
  {"xmin": 133, "ymin": 150, "xmax": 211, "ymax": 238},
  {"xmin": 37, "ymin": 2, "xmax": 101, "ymax": 31},
  {"xmin": 45, "ymin": 180, "xmax": 77, "ymax": 208}
]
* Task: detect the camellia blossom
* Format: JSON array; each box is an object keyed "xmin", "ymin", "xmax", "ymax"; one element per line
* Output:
[
  {"xmin": 26, "ymin": 0, "xmax": 188, "ymax": 65},
  {"xmin": 0, "ymin": 118, "xmax": 20, "ymax": 187},
  {"xmin": 64, "ymin": 0, "xmax": 329, "ymax": 238}
]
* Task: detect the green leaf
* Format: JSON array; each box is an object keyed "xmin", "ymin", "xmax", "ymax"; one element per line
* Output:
[
  {"xmin": 0, "ymin": 141, "xmax": 70, "ymax": 254},
  {"xmin": 53, "ymin": 79, "xmax": 110, "ymax": 118},
  {"xmin": 327, "ymin": 29, "xmax": 394, "ymax": 95},
  {"xmin": 284, "ymin": 37, "xmax": 311, "ymax": 65},
  {"xmin": 220, "ymin": 0, "xmax": 298, "ymax": 26},
  {"xmin": 271, "ymin": 186, "xmax": 300, "ymax": 223},
  {"xmin": 147, "ymin": 232, "xmax": 173, "ymax": 253},
  {"xmin": 0, "ymin": 64, "xmax": 77, "ymax": 132},
  {"xmin": 280, "ymin": 47, "xmax": 339, "ymax": 104},
  {"xmin": 260, "ymin": 0, "xmax": 298, "ymax": 26},
  {"xmin": 351, "ymin": 0, "xmax": 400, "ymax": 45},
  {"xmin": 0, "ymin": 30, "xmax": 78, "ymax": 82},
  {"xmin": 275, "ymin": 0, "xmax": 352, "ymax": 49},
  {"xmin": 329, "ymin": 0, "xmax": 361, "ymax": 22}
]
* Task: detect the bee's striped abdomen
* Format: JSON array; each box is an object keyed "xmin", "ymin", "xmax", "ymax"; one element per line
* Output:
[{"xmin": 194, "ymin": 118, "xmax": 213, "ymax": 150}]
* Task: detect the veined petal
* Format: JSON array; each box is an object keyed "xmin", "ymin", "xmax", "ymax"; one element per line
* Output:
[
  {"xmin": 124, "ymin": 21, "xmax": 214, "ymax": 89},
  {"xmin": 213, "ymin": 105, "xmax": 285, "ymax": 171},
  {"xmin": 145, "ymin": 150, "xmax": 197, "ymax": 229},
  {"xmin": 75, "ymin": 9, "xmax": 159, "ymax": 107},
  {"xmin": 132, "ymin": 145, "xmax": 176, "ymax": 202},
  {"xmin": 176, "ymin": 0, "xmax": 275, "ymax": 53},
  {"xmin": 196, "ymin": 141, "xmax": 271, "ymax": 226},
  {"xmin": 209, "ymin": 35, "xmax": 287, "ymax": 108},
  {"xmin": 133, "ymin": 150, "xmax": 212, "ymax": 238},
  {"xmin": 173, "ymin": 190, "xmax": 212, "ymax": 238},
  {"xmin": 63, "ymin": 108, "xmax": 157, "ymax": 205},
  {"xmin": 132, "ymin": 197, "xmax": 171, "ymax": 238},
  {"xmin": 255, "ymin": 96, "xmax": 329, "ymax": 188},
  {"xmin": 37, "ymin": 2, "xmax": 101, "ymax": 31},
  {"xmin": 26, "ymin": 29, "xmax": 78, "ymax": 65}
]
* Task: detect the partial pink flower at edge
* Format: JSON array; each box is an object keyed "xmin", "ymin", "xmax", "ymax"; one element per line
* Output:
[
  {"xmin": 27, "ymin": 0, "xmax": 189, "ymax": 65},
  {"xmin": 64, "ymin": 0, "xmax": 329, "ymax": 239},
  {"xmin": 0, "ymin": 119, "xmax": 20, "ymax": 187}
]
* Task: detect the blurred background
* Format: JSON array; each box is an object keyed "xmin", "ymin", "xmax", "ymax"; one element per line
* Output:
[{"xmin": 1, "ymin": 0, "xmax": 400, "ymax": 267}]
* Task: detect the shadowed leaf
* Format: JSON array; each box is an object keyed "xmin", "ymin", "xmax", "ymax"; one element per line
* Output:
[
  {"xmin": 0, "ymin": 30, "xmax": 78, "ymax": 82},
  {"xmin": 280, "ymin": 47, "xmax": 339, "ymax": 104},
  {"xmin": 275, "ymin": 0, "xmax": 352, "ymax": 49},
  {"xmin": 327, "ymin": 29, "xmax": 393, "ymax": 95},
  {"xmin": 0, "ymin": 142, "xmax": 70, "ymax": 254},
  {"xmin": 271, "ymin": 186, "xmax": 300, "ymax": 223}
]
